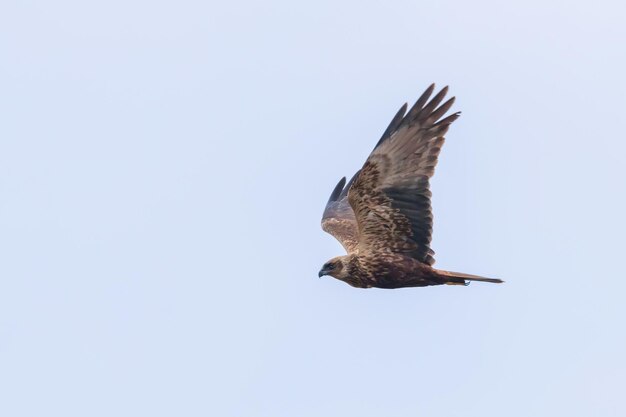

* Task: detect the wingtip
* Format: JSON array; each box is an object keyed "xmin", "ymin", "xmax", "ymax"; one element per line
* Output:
[
  {"xmin": 327, "ymin": 176, "xmax": 347, "ymax": 204},
  {"xmin": 423, "ymin": 83, "xmax": 436, "ymax": 98}
]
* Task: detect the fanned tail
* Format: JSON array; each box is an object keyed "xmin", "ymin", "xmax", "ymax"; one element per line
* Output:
[{"xmin": 436, "ymin": 269, "xmax": 503, "ymax": 285}]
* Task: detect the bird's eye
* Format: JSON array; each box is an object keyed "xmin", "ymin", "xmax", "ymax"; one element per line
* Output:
[{"xmin": 326, "ymin": 263, "xmax": 335, "ymax": 270}]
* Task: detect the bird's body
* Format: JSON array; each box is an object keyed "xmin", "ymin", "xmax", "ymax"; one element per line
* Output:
[
  {"xmin": 326, "ymin": 253, "xmax": 440, "ymax": 289},
  {"xmin": 319, "ymin": 84, "xmax": 502, "ymax": 289}
]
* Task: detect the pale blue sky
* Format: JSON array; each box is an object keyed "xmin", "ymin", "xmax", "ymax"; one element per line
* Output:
[{"xmin": 1, "ymin": 1, "xmax": 625, "ymax": 416}]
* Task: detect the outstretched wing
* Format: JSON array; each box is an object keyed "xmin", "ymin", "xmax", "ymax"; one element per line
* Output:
[
  {"xmin": 348, "ymin": 84, "xmax": 460, "ymax": 265},
  {"xmin": 321, "ymin": 173, "xmax": 360, "ymax": 253}
]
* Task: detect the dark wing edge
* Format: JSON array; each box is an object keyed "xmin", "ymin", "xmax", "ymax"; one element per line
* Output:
[
  {"xmin": 321, "ymin": 172, "xmax": 360, "ymax": 253},
  {"xmin": 348, "ymin": 84, "xmax": 460, "ymax": 265},
  {"xmin": 374, "ymin": 102, "xmax": 408, "ymax": 149}
]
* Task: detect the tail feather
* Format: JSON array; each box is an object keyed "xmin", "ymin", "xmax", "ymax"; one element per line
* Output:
[{"xmin": 436, "ymin": 269, "xmax": 503, "ymax": 285}]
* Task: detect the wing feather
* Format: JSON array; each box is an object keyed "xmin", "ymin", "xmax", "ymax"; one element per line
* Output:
[
  {"xmin": 374, "ymin": 103, "xmax": 408, "ymax": 149},
  {"xmin": 321, "ymin": 173, "xmax": 360, "ymax": 253},
  {"xmin": 347, "ymin": 85, "xmax": 460, "ymax": 265}
]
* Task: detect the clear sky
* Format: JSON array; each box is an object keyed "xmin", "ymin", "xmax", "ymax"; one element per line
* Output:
[{"xmin": 1, "ymin": 1, "xmax": 625, "ymax": 416}]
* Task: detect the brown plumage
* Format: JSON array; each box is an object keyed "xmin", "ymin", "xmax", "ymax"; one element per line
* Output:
[{"xmin": 319, "ymin": 84, "xmax": 502, "ymax": 289}]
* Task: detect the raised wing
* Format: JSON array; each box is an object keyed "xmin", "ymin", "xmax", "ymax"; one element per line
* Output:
[
  {"xmin": 321, "ymin": 173, "xmax": 360, "ymax": 253},
  {"xmin": 348, "ymin": 84, "xmax": 460, "ymax": 265}
]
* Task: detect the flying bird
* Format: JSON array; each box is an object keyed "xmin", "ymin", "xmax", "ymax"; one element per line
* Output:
[{"xmin": 319, "ymin": 84, "xmax": 502, "ymax": 288}]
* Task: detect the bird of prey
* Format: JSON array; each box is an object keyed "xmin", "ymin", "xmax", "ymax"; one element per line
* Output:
[{"xmin": 319, "ymin": 84, "xmax": 502, "ymax": 288}]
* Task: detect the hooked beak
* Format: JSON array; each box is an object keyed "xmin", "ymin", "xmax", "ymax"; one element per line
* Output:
[{"xmin": 318, "ymin": 268, "xmax": 328, "ymax": 278}]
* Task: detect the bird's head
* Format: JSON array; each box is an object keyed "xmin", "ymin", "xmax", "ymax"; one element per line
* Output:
[{"xmin": 318, "ymin": 256, "xmax": 349, "ymax": 279}]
